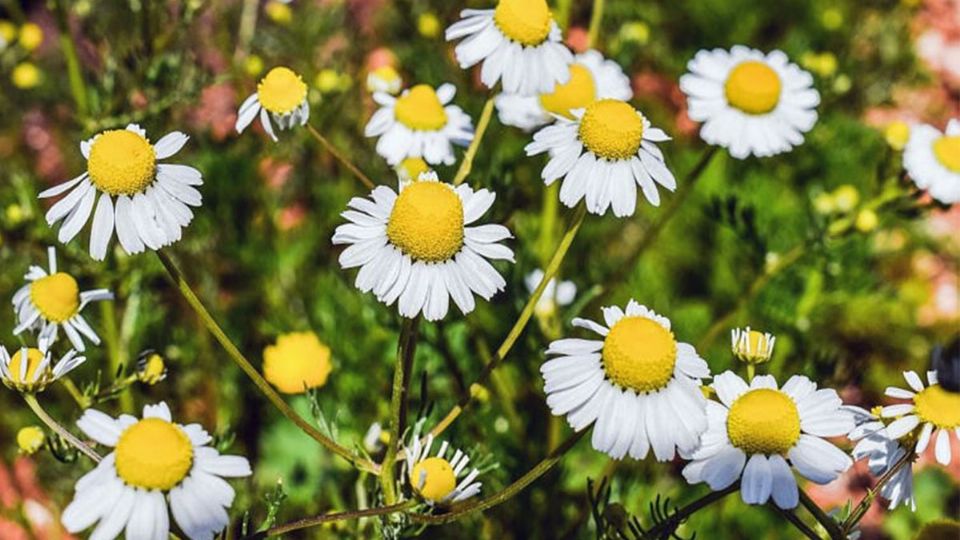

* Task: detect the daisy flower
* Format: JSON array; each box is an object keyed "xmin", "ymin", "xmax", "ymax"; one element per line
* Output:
[
  {"xmin": 262, "ymin": 331, "xmax": 333, "ymax": 394},
  {"xmin": 403, "ymin": 430, "xmax": 481, "ymax": 505},
  {"xmin": 396, "ymin": 157, "xmax": 433, "ymax": 189},
  {"xmin": 13, "ymin": 247, "xmax": 113, "ymax": 352},
  {"xmin": 0, "ymin": 344, "xmax": 84, "ymax": 394},
  {"xmin": 495, "ymin": 49, "xmax": 632, "ymax": 131},
  {"xmin": 445, "ymin": 0, "xmax": 573, "ymax": 96},
  {"xmin": 882, "ymin": 370, "xmax": 960, "ymax": 466},
  {"xmin": 525, "ymin": 99, "xmax": 676, "ymax": 217},
  {"xmin": 541, "ymin": 301, "xmax": 710, "ymax": 461},
  {"xmin": 903, "ymin": 119, "xmax": 960, "ymax": 204},
  {"xmin": 39, "ymin": 124, "xmax": 203, "ymax": 261},
  {"xmin": 236, "ymin": 66, "xmax": 310, "ymax": 142},
  {"xmin": 847, "ymin": 406, "xmax": 915, "ymax": 511},
  {"xmin": 524, "ymin": 269, "xmax": 576, "ymax": 317},
  {"xmin": 367, "ymin": 65, "xmax": 403, "ymax": 95},
  {"xmin": 62, "ymin": 402, "xmax": 252, "ymax": 540},
  {"xmin": 683, "ymin": 372, "xmax": 855, "ymax": 509},
  {"xmin": 365, "ymin": 83, "xmax": 474, "ymax": 166},
  {"xmin": 332, "ymin": 172, "xmax": 513, "ymax": 321},
  {"xmin": 730, "ymin": 326, "xmax": 776, "ymax": 365},
  {"xmin": 679, "ymin": 46, "xmax": 820, "ymax": 159}
]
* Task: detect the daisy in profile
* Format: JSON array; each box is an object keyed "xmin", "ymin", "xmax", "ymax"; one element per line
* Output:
[
  {"xmin": 236, "ymin": 66, "xmax": 310, "ymax": 142},
  {"xmin": 13, "ymin": 247, "xmax": 113, "ymax": 352},
  {"xmin": 541, "ymin": 301, "xmax": 710, "ymax": 461},
  {"xmin": 262, "ymin": 331, "xmax": 333, "ymax": 394},
  {"xmin": 332, "ymin": 172, "xmax": 513, "ymax": 321},
  {"xmin": 679, "ymin": 46, "xmax": 820, "ymax": 159},
  {"xmin": 847, "ymin": 406, "xmax": 915, "ymax": 510},
  {"xmin": 882, "ymin": 370, "xmax": 960, "ymax": 466},
  {"xmin": 62, "ymin": 402, "xmax": 251, "ymax": 540},
  {"xmin": 903, "ymin": 119, "xmax": 960, "ymax": 204},
  {"xmin": 496, "ymin": 50, "xmax": 632, "ymax": 131},
  {"xmin": 39, "ymin": 124, "xmax": 203, "ymax": 261},
  {"xmin": 683, "ymin": 372, "xmax": 855, "ymax": 509},
  {"xmin": 0, "ymin": 344, "xmax": 84, "ymax": 394},
  {"xmin": 445, "ymin": 0, "xmax": 573, "ymax": 96},
  {"xmin": 525, "ymin": 98, "xmax": 675, "ymax": 217},
  {"xmin": 403, "ymin": 428, "xmax": 481, "ymax": 505},
  {"xmin": 365, "ymin": 83, "xmax": 474, "ymax": 166}
]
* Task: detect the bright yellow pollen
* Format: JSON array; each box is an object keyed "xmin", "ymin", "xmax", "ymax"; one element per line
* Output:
[
  {"xmin": 494, "ymin": 0, "xmax": 552, "ymax": 46},
  {"xmin": 87, "ymin": 130, "xmax": 156, "ymax": 196},
  {"xmin": 727, "ymin": 389, "xmax": 801, "ymax": 455},
  {"xmin": 539, "ymin": 64, "xmax": 597, "ymax": 119},
  {"xmin": 8, "ymin": 349, "xmax": 45, "ymax": 384},
  {"xmin": 394, "ymin": 85, "xmax": 448, "ymax": 131},
  {"xmin": 387, "ymin": 182, "xmax": 464, "ymax": 262},
  {"xmin": 115, "ymin": 418, "xmax": 193, "ymax": 491},
  {"xmin": 411, "ymin": 457, "xmax": 457, "ymax": 502},
  {"xmin": 257, "ymin": 67, "xmax": 308, "ymax": 114},
  {"xmin": 30, "ymin": 272, "xmax": 80, "ymax": 323},
  {"xmin": 579, "ymin": 99, "xmax": 644, "ymax": 161},
  {"xmin": 932, "ymin": 136, "xmax": 960, "ymax": 173},
  {"xmin": 914, "ymin": 384, "xmax": 960, "ymax": 429},
  {"xmin": 602, "ymin": 317, "xmax": 677, "ymax": 393},
  {"xmin": 263, "ymin": 332, "xmax": 333, "ymax": 394},
  {"xmin": 724, "ymin": 61, "xmax": 782, "ymax": 115}
]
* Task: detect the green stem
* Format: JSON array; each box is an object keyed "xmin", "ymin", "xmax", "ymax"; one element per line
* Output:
[
  {"xmin": 453, "ymin": 96, "xmax": 495, "ymax": 186},
  {"xmin": 771, "ymin": 504, "xmax": 822, "ymax": 540},
  {"xmin": 380, "ymin": 317, "xmax": 420, "ymax": 504},
  {"xmin": 23, "ymin": 394, "xmax": 101, "ymax": 463},
  {"xmin": 840, "ymin": 451, "xmax": 913, "ymax": 535},
  {"xmin": 746, "ymin": 363, "xmax": 756, "ymax": 381},
  {"xmin": 53, "ymin": 0, "xmax": 89, "ymax": 118},
  {"xmin": 641, "ymin": 483, "xmax": 739, "ymax": 539},
  {"xmin": 59, "ymin": 377, "xmax": 88, "ymax": 408},
  {"xmin": 587, "ymin": 0, "xmax": 605, "ymax": 49},
  {"xmin": 242, "ymin": 500, "xmax": 417, "ymax": 539},
  {"xmin": 306, "ymin": 124, "xmax": 375, "ymax": 189},
  {"xmin": 799, "ymin": 490, "xmax": 841, "ymax": 540}
]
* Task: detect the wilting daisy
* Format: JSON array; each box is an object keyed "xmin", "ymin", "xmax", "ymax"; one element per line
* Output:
[
  {"xmin": 13, "ymin": 247, "xmax": 113, "ymax": 352},
  {"xmin": 882, "ymin": 370, "xmax": 960, "ymax": 466},
  {"xmin": 903, "ymin": 119, "xmax": 960, "ymax": 204},
  {"xmin": 542, "ymin": 301, "xmax": 710, "ymax": 461},
  {"xmin": 847, "ymin": 406, "xmax": 915, "ymax": 511},
  {"xmin": 679, "ymin": 46, "xmax": 820, "ymax": 159},
  {"xmin": 0, "ymin": 344, "xmax": 84, "ymax": 394},
  {"xmin": 683, "ymin": 372, "xmax": 854, "ymax": 509},
  {"xmin": 367, "ymin": 65, "xmax": 403, "ymax": 95},
  {"xmin": 525, "ymin": 98, "xmax": 675, "ymax": 217},
  {"xmin": 496, "ymin": 50, "xmax": 632, "ymax": 131},
  {"xmin": 236, "ymin": 66, "xmax": 310, "ymax": 142},
  {"xmin": 332, "ymin": 172, "xmax": 513, "ymax": 321},
  {"xmin": 365, "ymin": 83, "xmax": 474, "ymax": 166},
  {"xmin": 445, "ymin": 0, "xmax": 573, "ymax": 96},
  {"xmin": 403, "ymin": 429, "xmax": 481, "ymax": 505},
  {"xmin": 39, "ymin": 124, "xmax": 203, "ymax": 261},
  {"xmin": 62, "ymin": 402, "xmax": 251, "ymax": 540}
]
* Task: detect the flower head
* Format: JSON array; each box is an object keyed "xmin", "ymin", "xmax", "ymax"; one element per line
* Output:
[
  {"xmin": 882, "ymin": 370, "xmax": 960, "ymax": 466},
  {"xmin": 0, "ymin": 345, "xmax": 85, "ymax": 394},
  {"xmin": 236, "ymin": 66, "xmax": 310, "ymax": 142},
  {"xmin": 262, "ymin": 331, "xmax": 333, "ymax": 394},
  {"xmin": 846, "ymin": 405, "xmax": 915, "ymax": 511},
  {"xmin": 17, "ymin": 426, "xmax": 45, "ymax": 455},
  {"xmin": 136, "ymin": 350, "xmax": 168, "ymax": 385},
  {"xmin": 731, "ymin": 327, "xmax": 776, "ymax": 365},
  {"xmin": 367, "ymin": 65, "xmax": 403, "ymax": 95},
  {"xmin": 903, "ymin": 119, "xmax": 960, "ymax": 204},
  {"xmin": 403, "ymin": 428, "xmax": 481, "ymax": 505}
]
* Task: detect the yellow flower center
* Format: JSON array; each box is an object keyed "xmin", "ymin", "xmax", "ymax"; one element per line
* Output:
[
  {"xmin": 724, "ymin": 61, "xmax": 782, "ymax": 115},
  {"xmin": 29, "ymin": 272, "xmax": 80, "ymax": 323},
  {"xmin": 263, "ymin": 332, "xmax": 333, "ymax": 394},
  {"xmin": 386, "ymin": 182, "xmax": 464, "ymax": 262},
  {"xmin": 601, "ymin": 317, "xmax": 677, "ymax": 393},
  {"xmin": 727, "ymin": 389, "xmax": 801, "ymax": 455},
  {"xmin": 411, "ymin": 457, "xmax": 457, "ymax": 502},
  {"xmin": 539, "ymin": 64, "xmax": 597, "ymax": 119},
  {"xmin": 734, "ymin": 329, "xmax": 774, "ymax": 364},
  {"xmin": 137, "ymin": 353, "xmax": 167, "ymax": 385},
  {"xmin": 257, "ymin": 67, "xmax": 308, "ymax": 114},
  {"xmin": 493, "ymin": 0, "xmax": 552, "ymax": 46},
  {"xmin": 372, "ymin": 66, "xmax": 400, "ymax": 85},
  {"xmin": 394, "ymin": 85, "xmax": 448, "ymax": 131},
  {"xmin": 398, "ymin": 157, "xmax": 431, "ymax": 181},
  {"xmin": 579, "ymin": 99, "xmax": 644, "ymax": 161},
  {"xmin": 932, "ymin": 135, "xmax": 960, "ymax": 173},
  {"xmin": 87, "ymin": 130, "xmax": 157, "ymax": 196},
  {"xmin": 115, "ymin": 418, "xmax": 193, "ymax": 491},
  {"xmin": 8, "ymin": 348, "xmax": 46, "ymax": 384},
  {"xmin": 914, "ymin": 384, "xmax": 960, "ymax": 429},
  {"xmin": 16, "ymin": 426, "xmax": 45, "ymax": 454}
]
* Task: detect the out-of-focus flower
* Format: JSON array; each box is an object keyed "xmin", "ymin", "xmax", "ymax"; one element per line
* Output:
[
  {"xmin": 11, "ymin": 63, "xmax": 41, "ymax": 89},
  {"xmin": 16, "ymin": 427, "xmax": 44, "ymax": 455},
  {"xmin": 366, "ymin": 47, "xmax": 398, "ymax": 72},
  {"xmin": 367, "ymin": 65, "xmax": 402, "ymax": 95},
  {"xmin": 244, "ymin": 54, "xmax": 265, "ymax": 77},
  {"xmin": 618, "ymin": 21, "xmax": 649, "ymax": 45},
  {"xmin": 882, "ymin": 370, "xmax": 960, "ymax": 466},
  {"xmin": 855, "ymin": 209, "xmax": 879, "ymax": 233},
  {"xmin": 190, "ymin": 83, "xmax": 238, "ymax": 142},
  {"xmin": 263, "ymin": 331, "xmax": 333, "ymax": 394},
  {"xmin": 136, "ymin": 351, "xmax": 167, "ymax": 385},
  {"xmin": 814, "ymin": 192, "xmax": 836, "ymax": 215},
  {"xmin": 524, "ymin": 269, "xmax": 575, "ymax": 317},
  {"xmin": 402, "ymin": 427, "xmax": 481, "ymax": 505},
  {"xmin": 396, "ymin": 157, "xmax": 431, "ymax": 188},
  {"xmin": 315, "ymin": 68, "xmax": 351, "ymax": 94},
  {"xmin": 236, "ymin": 66, "xmax": 310, "ymax": 142},
  {"xmin": 417, "ymin": 12, "xmax": 440, "ymax": 38},
  {"xmin": 821, "ymin": 7, "xmax": 843, "ymax": 29},
  {"xmin": 0, "ymin": 20, "xmax": 16, "ymax": 48},
  {"xmin": 0, "ymin": 345, "xmax": 85, "ymax": 394},
  {"xmin": 5, "ymin": 204, "xmax": 27, "ymax": 227},
  {"xmin": 469, "ymin": 383, "xmax": 490, "ymax": 403},
  {"xmin": 731, "ymin": 327, "xmax": 776, "ymax": 364},
  {"xmin": 884, "ymin": 121, "xmax": 911, "ymax": 150},
  {"xmin": 904, "ymin": 119, "xmax": 960, "ymax": 204},
  {"xmin": 17, "ymin": 23, "xmax": 43, "ymax": 51},
  {"xmin": 846, "ymin": 406, "xmax": 915, "ymax": 511},
  {"xmin": 278, "ymin": 203, "xmax": 307, "ymax": 231},
  {"xmin": 801, "ymin": 51, "xmax": 838, "ymax": 78},
  {"xmin": 264, "ymin": 0, "xmax": 293, "ymax": 24},
  {"xmin": 363, "ymin": 422, "xmax": 385, "ymax": 452},
  {"xmin": 258, "ymin": 156, "xmax": 294, "ymax": 190},
  {"xmin": 833, "ymin": 185, "xmax": 860, "ymax": 213},
  {"xmin": 565, "ymin": 26, "xmax": 589, "ymax": 53}
]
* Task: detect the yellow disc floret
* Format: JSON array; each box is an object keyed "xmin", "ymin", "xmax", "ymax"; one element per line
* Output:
[
  {"xmin": 115, "ymin": 418, "xmax": 193, "ymax": 491},
  {"xmin": 394, "ymin": 85, "xmax": 448, "ymax": 131},
  {"xmin": 387, "ymin": 182, "xmax": 464, "ymax": 262},
  {"xmin": 727, "ymin": 389, "xmax": 801, "ymax": 455},
  {"xmin": 257, "ymin": 66, "xmax": 308, "ymax": 114},
  {"xmin": 579, "ymin": 99, "xmax": 644, "ymax": 161},
  {"xmin": 30, "ymin": 272, "xmax": 80, "ymax": 323},
  {"xmin": 263, "ymin": 331, "xmax": 333, "ymax": 394},
  {"xmin": 8, "ymin": 348, "xmax": 46, "ymax": 384},
  {"xmin": 411, "ymin": 457, "xmax": 457, "ymax": 502},
  {"xmin": 17, "ymin": 426, "xmax": 45, "ymax": 455},
  {"xmin": 724, "ymin": 61, "xmax": 782, "ymax": 115},
  {"xmin": 914, "ymin": 384, "xmax": 960, "ymax": 429},
  {"xmin": 87, "ymin": 130, "xmax": 156, "ymax": 196},
  {"xmin": 933, "ymin": 136, "xmax": 960, "ymax": 173},
  {"xmin": 494, "ymin": 0, "xmax": 552, "ymax": 46},
  {"xmin": 602, "ymin": 316, "xmax": 677, "ymax": 393},
  {"xmin": 539, "ymin": 64, "xmax": 597, "ymax": 119}
]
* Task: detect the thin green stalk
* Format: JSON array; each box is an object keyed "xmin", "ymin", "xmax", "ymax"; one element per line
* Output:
[
  {"xmin": 641, "ymin": 483, "xmax": 739, "ymax": 539},
  {"xmin": 799, "ymin": 490, "xmax": 842, "ymax": 540},
  {"xmin": 840, "ymin": 451, "xmax": 913, "ymax": 535},
  {"xmin": 453, "ymin": 96, "xmax": 495, "ymax": 186},
  {"xmin": 59, "ymin": 377, "xmax": 88, "ymax": 408},
  {"xmin": 234, "ymin": 0, "xmax": 259, "ymax": 61},
  {"xmin": 587, "ymin": 0, "xmax": 605, "ymax": 49},
  {"xmin": 555, "ymin": 0, "xmax": 573, "ymax": 29},
  {"xmin": 23, "ymin": 394, "xmax": 101, "ymax": 463},
  {"xmin": 306, "ymin": 124, "xmax": 376, "ymax": 189},
  {"xmin": 53, "ymin": 0, "xmax": 89, "ymax": 118},
  {"xmin": 771, "ymin": 504, "xmax": 822, "ymax": 540},
  {"xmin": 380, "ymin": 317, "xmax": 420, "ymax": 504},
  {"xmin": 99, "ymin": 298, "xmax": 132, "ymax": 412},
  {"xmin": 242, "ymin": 500, "xmax": 417, "ymax": 539}
]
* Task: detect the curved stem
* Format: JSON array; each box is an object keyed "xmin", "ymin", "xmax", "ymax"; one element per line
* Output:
[
  {"xmin": 641, "ymin": 482, "xmax": 739, "ymax": 539},
  {"xmin": 799, "ymin": 490, "xmax": 841, "ymax": 540},
  {"xmin": 306, "ymin": 124, "xmax": 376, "ymax": 189},
  {"xmin": 23, "ymin": 393, "xmax": 101, "ymax": 463},
  {"xmin": 453, "ymin": 97, "xmax": 495, "ymax": 186},
  {"xmin": 840, "ymin": 451, "xmax": 913, "ymax": 535},
  {"xmin": 380, "ymin": 317, "xmax": 420, "ymax": 504},
  {"xmin": 771, "ymin": 503, "xmax": 822, "ymax": 540},
  {"xmin": 242, "ymin": 500, "xmax": 417, "ymax": 539}
]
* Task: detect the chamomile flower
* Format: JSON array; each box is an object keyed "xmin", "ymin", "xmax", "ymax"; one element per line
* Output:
[
  {"xmin": 367, "ymin": 65, "xmax": 403, "ymax": 95},
  {"xmin": 683, "ymin": 372, "xmax": 855, "ymax": 509},
  {"xmin": 396, "ymin": 157, "xmax": 433, "ymax": 189},
  {"xmin": 847, "ymin": 406, "xmax": 915, "ymax": 511},
  {"xmin": 882, "ymin": 370, "xmax": 960, "ymax": 466},
  {"xmin": 495, "ymin": 50, "xmax": 632, "ymax": 131},
  {"xmin": 525, "ymin": 99, "xmax": 675, "ymax": 217},
  {"xmin": 445, "ymin": 0, "xmax": 573, "ymax": 96},
  {"xmin": 730, "ymin": 326, "xmax": 776, "ymax": 365},
  {"xmin": 236, "ymin": 66, "xmax": 310, "ymax": 142},
  {"xmin": 365, "ymin": 83, "xmax": 474, "ymax": 166},
  {"xmin": 62, "ymin": 402, "xmax": 252, "ymax": 540},
  {"xmin": 332, "ymin": 172, "xmax": 513, "ymax": 321},
  {"xmin": 0, "ymin": 345, "xmax": 85, "ymax": 394},
  {"xmin": 13, "ymin": 247, "xmax": 113, "ymax": 352},
  {"xmin": 262, "ymin": 331, "xmax": 333, "ymax": 394},
  {"xmin": 679, "ymin": 46, "xmax": 820, "ymax": 159},
  {"xmin": 903, "ymin": 119, "xmax": 960, "ymax": 204},
  {"xmin": 541, "ymin": 301, "xmax": 710, "ymax": 461},
  {"xmin": 403, "ymin": 430, "xmax": 481, "ymax": 505},
  {"xmin": 525, "ymin": 269, "xmax": 576, "ymax": 317},
  {"xmin": 39, "ymin": 124, "xmax": 204, "ymax": 261}
]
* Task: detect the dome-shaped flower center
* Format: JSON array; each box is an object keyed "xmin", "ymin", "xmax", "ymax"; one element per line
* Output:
[
  {"xmin": 394, "ymin": 85, "xmax": 448, "ymax": 131},
  {"xmin": 387, "ymin": 182, "xmax": 464, "ymax": 262},
  {"xmin": 263, "ymin": 331, "xmax": 333, "ymax": 394},
  {"xmin": 87, "ymin": 130, "xmax": 156, "ymax": 196},
  {"xmin": 727, "ymin": 389, "xmax": 801, "ymax": 455},
  {"xmin": 257, "ymin": 67, "xmax": 308, "ymax": 114},
  {"xmin": 9, "ymin": 348, "xmax": 45, "ymax": 384},
  {"xmin": 493, "ymin": 0, "xmax": 552, "ymax": 46},
  {"xmin": 115, "ymin": 418, "xmax": 193, "ymax": 491},
  {"xmin": 30, "ymin": 272, "xmax": 80, "ymax": 323},
  {"xmin": 602, "ymin": 317, "xmax": 677, "ymax": 393},
  {"xmin": 411, "ymin": 456, "xmax": 457, "ymax": 502},
  {"xmin": 724, "ymin": 61, "xmax": 782, "ymax": 115},
  {"xmin": 539, "ymin": 64, "xmax": 597, "ymax": 119},
  {"xmin": 933, "ymin": 135, "xmax": 960, "ymax": 173},
  {"xmin": 579, "ymin": 99, "xmax": 644, "ymax": 161},
  {"xmin": 914, "ymin": 384, "xmax": 960, "ymax": 429}
]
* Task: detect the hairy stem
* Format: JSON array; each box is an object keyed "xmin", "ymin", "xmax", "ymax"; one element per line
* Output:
[
  {"xmin": 453, "ymin": 97, "xmax": 495, "ymax": 186},
  {"xmin": 306, "ymin": 124, "xmax": 376, "ymax": 189},
  {"xmin": 380, "ymin": 317, "xmax": 421, "ymax": 504},
  {"xmin": 23, "ymin": 393, "xmax": 101, "ymax": 463},
  {"xmin": 242, "ymin": 500, "xmax": 417, "ymax": 539}
]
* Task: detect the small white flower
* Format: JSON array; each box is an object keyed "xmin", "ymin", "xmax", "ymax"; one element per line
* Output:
[
  {"xmin": 366, "ymin": 66, "xmax": 403, "ymax": 95},
  {"xmin": 881, "ymin": 370, "xmax": 960, "ymax": 466},
  {"xmin": 236, "ymin": 66, "xmax": 310, "ymax": 142},
  {"xmin": 903, "ymin": 119, "xmax": 960, "ymax": 204},
  {"xmin": 403, "ymin": 429, "xmax": 481, "ymax": 505},
  {"xmin": 847, "ymin": 406, "xmax": 915, "ymax": 511},
  {"xmin": 525, "ymin": 269, "xmax": 575, "ymax": 317},
  {"xmin": 0, "ymin": 344, "xmax": 84, "ymax": 394},
  {"xmin": 730, "ymin": 326, "xmax": 776, "ymax": 364}
]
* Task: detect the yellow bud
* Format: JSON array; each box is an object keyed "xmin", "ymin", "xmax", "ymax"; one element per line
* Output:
[
  {"xmin": 17, "ymin": 426, "xmax": 45, "ymax": 455},
  {"xmin": 822, "ymin": 8, "xmax": 843, "ymax": 30},
  {"xmin": 315, "ymin": 69, "xmax": 345, "ymax": 94},
  {"xmin": 0, "ymin": 21, "xmax": 16, "ymax": 45},
  {"xmin": 813, "ymin": 193, "xmax": 836, "ymax": 215},
  {"xmin": 884, "ymin": 121, "xmax": 910, "ymax": 151},
  {"xmin": 469, "ymin": 383, "xmax": 490, "ymax": 402},
  {"xmin": 832, "ymin": 185, "xmax": 859, "ymax": 212},
  {"xmin": 5, "ymin": 204, "xmax": 25, "ymax": 225},
  {"xmin": 855, "ymin": 209, "xmax": 878, "ymax": 233},
  {"xmin": 18, "ymin": 22, "xmax": 43, "ymax": 51},
  {"xmin": 619, "ymin": 21, "xmax": 649, "ymax": 45},
  {"xmin": 244, "ymin": 55, "xmax": 265, "ymax": 77},
  {"xmin": 418, "ymin": 12, "xmax": 440, "ymax": 38},
  {"xmin": 264, "ymin": 1, "xmax": 293, "ymax": 24},
  {"xmin": 12, "ymin": 62, "xmax": 41, "ymax": 89},
  {"xmin": 137, "ymin": 352, "xmax": 167, "ymax": 385}
]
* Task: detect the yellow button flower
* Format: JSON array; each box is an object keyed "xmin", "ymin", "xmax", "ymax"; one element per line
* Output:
[{"xmin": 263, "ymin": 331, "xmax": 333, "ymax": 394}]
